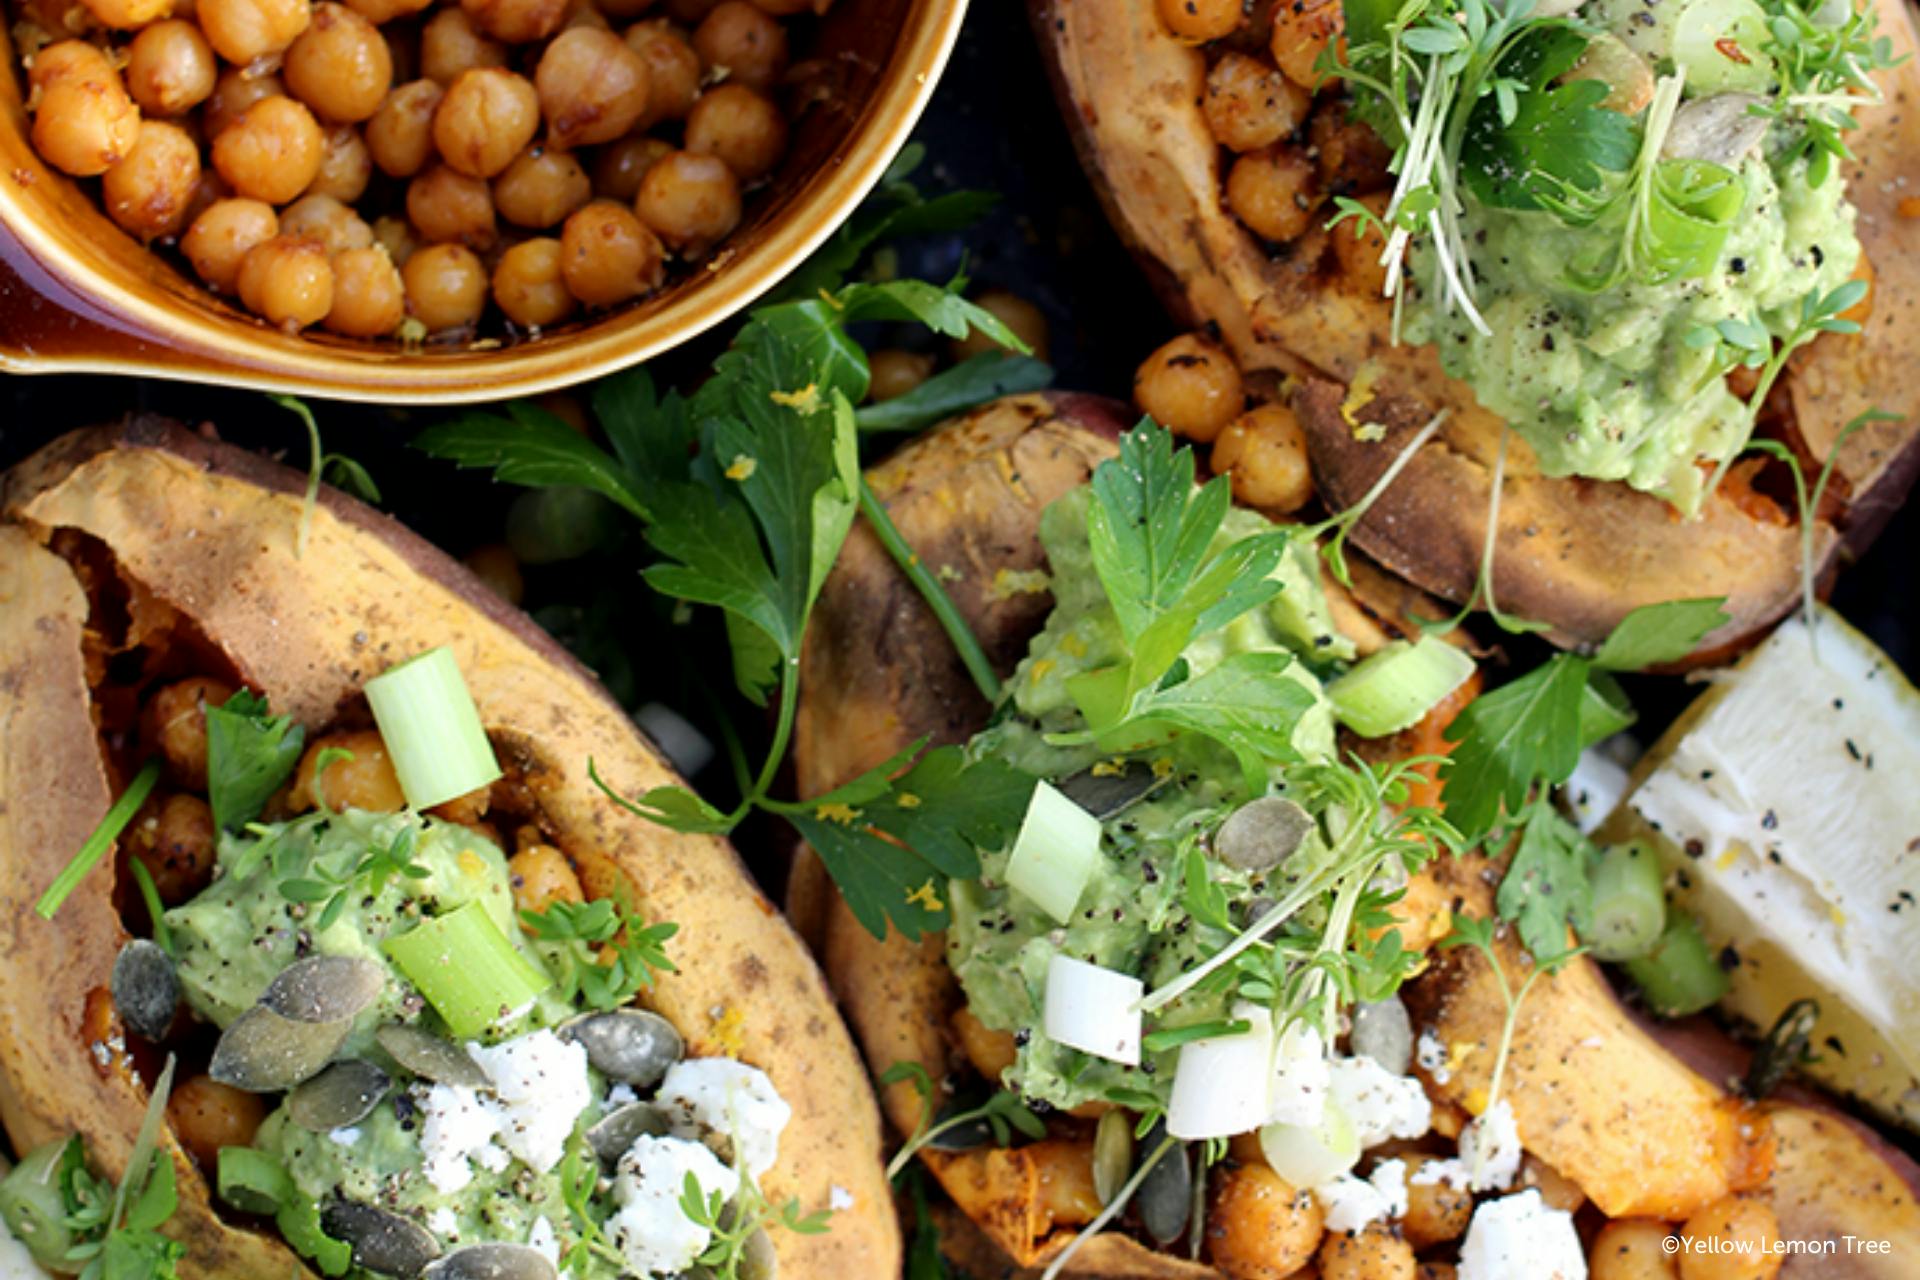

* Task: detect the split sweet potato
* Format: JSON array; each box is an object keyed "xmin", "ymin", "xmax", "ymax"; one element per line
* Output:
[{"xmin": 0, "ymin": 419, "xmax": 899, "ymax": 1278}]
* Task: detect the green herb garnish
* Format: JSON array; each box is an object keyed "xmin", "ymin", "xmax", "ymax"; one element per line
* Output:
[
  {"xmin": 520, "ymin": 895, "xmax": 678, "ymax": 1011},
  {"xmin": 34, "ymin": 759, "xmax": 160, "ymax": 921},
  {"xmin": 204, "ymin": 689, "xmax": 305, "ymax": 833}
]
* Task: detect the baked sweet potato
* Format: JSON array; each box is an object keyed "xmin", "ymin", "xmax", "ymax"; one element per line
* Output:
[
  {"xmin": 1030, "ymin": 0, "xmax": 1920, "ymax": 653},
  {"xmin": 0, "ymin": 419, "xmax": 898, "ymax": 1278}
]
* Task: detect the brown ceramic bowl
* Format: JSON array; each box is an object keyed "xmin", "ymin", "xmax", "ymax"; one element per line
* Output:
[{"xmin": 0, "ymin": 0, "xmax": 966, "ymax": 402}]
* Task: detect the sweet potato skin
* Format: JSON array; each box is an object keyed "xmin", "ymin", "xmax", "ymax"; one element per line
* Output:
[{"xmin": 0, "ymin": 420, "xmax": 898, "ymax": 1279}]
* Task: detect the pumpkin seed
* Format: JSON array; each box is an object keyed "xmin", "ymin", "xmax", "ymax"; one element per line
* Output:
[
  {"xmin": 210, "ymin": 1006, "xmax": 351, "ymax": 1092},
  {"xmin": 321, "ymin": 1200, "xmax": 442, "ymax": 1277},
  {"xmin": 289, "ymin": 1059, "xmax": 393, "ymax": 1131},
  {"xmin": 376, "ymin": 1024, "xmax": 489, "ymax": 1088},
  {"xmin": 424, "ymin": 1242, "xmax": 560, "ymax": 1280},
  {"xmin": 561, "ymin": 1010, "xmax": 683, "ymax": 1088},
  {"xmin": 1054, "ymin": 760, "xmax": 1167, "ymax": 820},
  {"xmin": 1091, "ymin": 1110, "xmax": 1134, "ymax": 1206},
  {"xmin": 1134, "ymin": 1121, "xmax": 1191, "ymax": 1245},
  {"xmin": 111, "ymin": 939, "xmax": 179, "ymax": 1042},
  {"xmin": 586, "ymin": 1101, "xmax": 670, "ymax": 1166},
  {"xmin": 1213, "ymin": 798, "xmax": 1314, "ymax": 872},
  {"xmin": 1350, "ymin": 996, "xmax": 1413, "ymax": 1076},
  {"xmin": 262, "ymin": 955, "xmax": 387, "ymax": 1024}
]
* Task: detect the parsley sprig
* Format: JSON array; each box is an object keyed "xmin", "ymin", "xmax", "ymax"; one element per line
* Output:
[{"xmin": 520, "ymin": 896, "xmax": 678, "ymax": 1011}]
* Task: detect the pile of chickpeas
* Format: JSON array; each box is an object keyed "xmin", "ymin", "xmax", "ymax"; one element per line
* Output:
[{"xmin": 14, "ymin": 0, "xmax": 821, "ymax": 339}]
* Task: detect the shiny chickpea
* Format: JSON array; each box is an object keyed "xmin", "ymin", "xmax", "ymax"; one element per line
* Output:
[
  {"xmin": 534, "ymin": 26, "xmax": 649, "ymax": 148},
  {"xmin": 691, "ymin": 1, "xmax": 785, "ymax": 91},
  {"xmin": 237, "ymin": 234, "xmax": 335, "ymax": 328},
  {"xmin": 1211, "ymin": 403, "xmax": 1313, "ymax": 513},
  {"xmin": 1134, "ymin": 332, "xmax": 1244, "ymax": 442},
  {"xmin": 1591, "ymin": 1219, "xmax": 1680, "ymax": 1280},
  {"xmin": 949, "ymin": 287, "xmax": 1049, "ymax": 362},
  {"xmin": 278, "ymin": 192, "xmax": 372, "ymax": 251},
  {"xmin": 1678, "ymin": 1196, "xmax": 1782, "ymax": 1280},
  {"xmin": 29, "ymin": 42, "xmax": 141, "ymax": 178},
  {"xmin": 198, "ymin": 0, "xmax": 313, "ymax": 66},
  {"xmin": 1226, "ymin": 142, "xmax": 1320, "ymax": 243},
  {"xmin": 344, "ymin": 0, "xmax": 431, "ymax": 21},
  {"xmin": 323, "ymin": 245, "xmax": 406, "ymax": 335},
  {"xmin": 1519, "ymin": 1155, "xmax": 1585, "ymax": 1216},
  {"xmin": 1206, "ymin": 1163, "xmax": 1324, "ymax": 1280},
  {"xmin": 182, "ymin": 197, "xmax": 278, "ymax": 290},
  {"xmin": 407, "ymin": 163, "xmax": 497, "ymax": 247},
  {"xmin": 460, "ymin": 0, "xmax": 567, "ymax": 42},
  {"xmin": 370, "ymin": 212, "xmax": 417, "ymax": 263},
  {"xmin": 125, "ymin": 792, "xmax": 218, "ymax": 904},
  {"xmin": 684, "ymin": 83, "xmax": 785, "ymax": 181},
  {"xmin": 202, "ymin": 67, "xmax": 283, "ymax": 138},
  {"xmin": 306, "ymin": 124, "xmax": 372, "ymax": 200},
  {"xmin": 1319, "ymin": 1224, "xmax": 1416, "ymax": 1280},
  {"xmin": 1310, "ymin": 106, "xmax": 1395, "ymax": 197},
  {"xmin": 366, "ymin": 78, "xmax": 442, "ymax": 176},
  {"xmin": 212, "ymin": 95, "xmax": 324, "ymax": 204},
  {"xmin": 78, "ymin": 0, "xmax": 172, "ymax": 29},
  {"xmin": 168, "ymin": 1076, "xmax": 268, "ymax": 1170},
  {"xmin": 1155, "ymin": 0, "xmax": 1241, "ymax": 42},
  {"xmin": 1330, "ymin": 190, "xmax": 1389, "ymax": 297},
  {"xmin": 421, "ymin": 7, "xmax": 506, "ymax": 82},
  {"xmin": 402, "ymin": 241, "xmax": 488, "ymax": 330},
  {"xmin": 950, "ymin": 1005, "xmax": 1016, "ymax": 1079},
  {"xmin": 127, "ymin": 21, "xmax": 216, "ymax": 117},
  {"xmin": 591, "ymin": 131, "xmax": 670, "ymax": 200},
  {"xmin": 1204, "ymin": 53, "xmax": 1309, "ymax": 153},
  {"xmin": 1269, "ymin": 0, "xmax": 1344, "ymax": 89},
  {"xmin": 558, "ymin": 199, "xmax": 660, "ymax": 305},
  {"xmin": 492, "ymin": 236, "xmax": 575, "ymax": 327},
  {"xmin": 494, "ymin": 145, "xmax": 591, "ymax": 226},
  {"xmin": 290, "ymin": 728, "xmax": 406, "ymax": 811},
  {"xmin": 866, "ymin": 349, "xmax": 932, "ymax": 403},
  {"xmin": 633, "ymin": 148, "xmax": 738, "ymax": 253},
  {"xmin": 433, "ymin": 67, "xmax": 539, "ymax": 177},
  {"xmin": 284, "ymin": 3, "xmax": 392, "ymax": 122},
  {"xmin": 508, "ymin": 841, "xmax": 584, "ymax": 914},
  {"xmin": 1398, "ymin": 1153, "xmax": 1473, "ymax": 1248},
  {"xmin": 141, "ymin": 677, "xmax": 235, "ymax": 789},
  {"xmin": 623, "ymin": 20, "xmax": 699, "ymax": 125},
  {"xmin": 102, "ymin": 121, "xmax": 200, "ymax": 241}
]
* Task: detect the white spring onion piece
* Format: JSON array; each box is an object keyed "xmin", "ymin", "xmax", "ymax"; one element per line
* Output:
[
  {"xmin": 1260, "ymin": 1097, "xmax": 1360, "ymax": 1189},
  {"xmin": 1266, "ymin": 1020, "xmax": 1330, "ymax": 1126},
  {"xmin": 1006, "ymin": 781, "xmax": 1103, "ymax": 923},
  {"xmin": 364, "ymin": 647, "xmax": 502, "ymax": 811},
  {"xmin": 1166, "ymin": 1005, "xmax": 1275, "ymax": 1139},
  {"xmin": 635, "ymin": 702, "xmax": 715, "ymax": 778},
  {"xmin": 1043, "ymin": 955, "xmax": 1142, "ymax": 1067},
  {"xmin": 1325, "ymin": 634, "xmax": 1475, "ymax": 738}
]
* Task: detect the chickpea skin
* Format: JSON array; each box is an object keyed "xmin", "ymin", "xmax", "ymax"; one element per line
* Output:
[
  {"xmin": 183, "ymin": 198, "xmax": 279, "ymax": 291},
  {"xmin": 460, "ymin": 0, "xmax": 568, "ymax": 43},
  {"xmin": 77, "ymin": 0, "xmax": 173, "ymax": 31},
  {"xmin": 536, "ymin": 26, "xmax": 650, "ymax": 148},
  {"xmin": 126, "ymin": 21, "xmax": 217, "ymax": 117},
  {"xmin": 1211, "ymin": 403, "xmax": 1314, "ymax": 514},
  {"xmin": 408, "ymin": 164, "xmax": 498, "ymax": 248},
  {"xmin": 492, "ymin": 236, "xmax": 577, "ymax": 328},
  {"xmin": 1133, "ymin": 332, "xmax": 1244, "ymax": 443},
  {"xmin": 197, "ymin": 0, "xmax": 314, "ymax": 67},
  {"xmin": 29, "ymin": 41, "xmax": 142, "ymax": 178},
  {"xmin": 1203, "ymin": 53, "xmax": 1310, "ymax": 154},
  {"xmin": 102, "ymin": 120, "xmax": 201, "ymax": 241},
  {"xmin": 366, "ymin": 78, "xmax": 443, "ymax": 176},
  {"xmin": 402, "ymin": 241, "xmax": 489, "ymax": 331},
  {"xmin": 421, "ymin": 7, "xmax": 507, "ymax": 83},
  {"xmin": 278, "ymin": 192, "xmax": 373, "ymax": 252},
  {"xmin": 691, "ymin": 0, "xmax": 786, "ymax": 92},
  {"xmin": 237, "ymin": 234, "xmax": 336, "ymax": 330},
  {"xmin": 633, "ymin": 148, "xmax": 739, "ymax": 254},
  {"xmin": 325, "ymin": 246, "xmax": 407, "ymax": 336},
  {"xmin": 211, "ymin": 95, "xmax": 325, "ymax": 205},
  {"xmin": 433, "ymin": 66, "xmax": 540, "ymax": 178},
  {"xmin": 1590, "ymin": 1219, "xmax": 1681, "ymax": 1280},
  {"xmin": 684, "ymin": 82, "xmax": 786, "ymax": 181},
  {"xmin": 1269, "ymin": 0, "xmax": 1344, "ymax": 89},
  {"xmin": 559, "ymin": 199, "xmax": 662, "ymax": 305},
  {"xmin": 494, "ymin": 145, "xmax": 592, "ymax": 227},
  {"xmin": 291, "ymin": 729, "xmax": 407, "ymax": 811},
  {"xmin": 1206, "ymin": 1163, "xmax": 1324, "ymax": 1280},
  {"xmin": 285, "ymin": 2, "xmax": 393, "ymax": 123},
  {"xmin": 1226, "ymin": 143, "xmax": 1321, "ymax": 243}
]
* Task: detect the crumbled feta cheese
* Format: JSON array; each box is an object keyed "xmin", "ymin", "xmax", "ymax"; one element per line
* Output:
[
  {"xmin": 829, "ymin": 1185, "xmax": 855, "ymax": 1212},
  {"xmin": 419, "ymin": 1083, "xmax": 504, "ymax": 1194},
  {"xmin": 1457, "ymin": 1190, "xmax": 1586, "ymax": 1280},
  {"xmin": 1458, "ymin": 1100, "xmax": 1522, "ymax": 1192},
  {"xmin": 0, "ymin": 1200, "xmax": 53, "ymax": 1279},
  {"xmin": 1416, "ymin": 1029, "xmax": 1451, "ymax": 1084},
  {"xmin": 467, "ymin": 1029, "xmax": 594, "ymax": 1175},
  {"xmin": 1327, "ymin": 1056, "xmax": 1431, "ymax": 1147},
  {"xmin": 607, "ymin": 1083, "xmax": 639, "ymax": 1107},
  {"xmin": 655, "ymin": 1058, "xmax": 792, "ymax": 1179},
  {"xmin": 1313, "ymin": 1159, "xmax": 1408, "ymax": 1234},
  {"xmin": 1267, "ymin": 1020, "xmax": 1330, "ymax": 1127},
  {"xmin": 610, "ymin": 1136, "xmax": 741, "ymax": 1276},
  {"xmin": 526, "ymin": 1216, "xmax": 560, "ymax": 1265},
  {"xmin": 427, "ymin": 1207, "xmax": 461, "ymax": 1239},
  {"xmin": 328, "ymin": 1126, "xmax": 362, "ymax": 1147}
]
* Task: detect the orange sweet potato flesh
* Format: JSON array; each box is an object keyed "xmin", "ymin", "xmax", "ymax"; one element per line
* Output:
[
  {"xmin": 1030, "ymin": 0, "xmax": 1920, "ymax": 654},
  {"xmin": 0, "ymin": 419, "xmax": 899, "ymax": 1279}
]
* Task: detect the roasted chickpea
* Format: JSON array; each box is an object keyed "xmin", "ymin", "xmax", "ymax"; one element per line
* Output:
[
  {"xmin": 102, "ymin": 121, "xmax": 200, "ymax": 241},
  {"xmin": 633, "ymin": 148, "xmax": 738, "ymax": 253},
  {"xmin": 691, "ymin": 1, "xmax": 785, "ymax": 91},
  {"xmin": 1520, "ymin": 1155, "xmax": 1585, "ymax": 1215},
  {"xmin": 370, "ymin": 212, "xmax": 418, "ymax": 264},
  {"xmin": 29, "ymin": 42, "xmax": 141, "ymax": 178},
  {"xmin": 238, "ymin": 234, "xmax": 335, "ymax": 328},
  {"xmin": 1269, "ymin": 0, "xmax": 1343, "ymax": 89},
  {"xmin": 508, "ymin": 841, "xmax": 584, "ymax": 914},
  {"xmin": 202, "ymin": 67, "xmax": 283, "ymax": 139},
  {"xmin": 212, "ymin": 95, "xmax": 324, "ymax": 204},
  {"xmin": 1398, "ymin": 1153, "xmax": 1473, "ymax": 1248},
  {"xmin": 1133, "ymin": 332, "xmax": 1243, "ymax": 442},
  {"xmin": 344, "ymin": 0, "xmax": 432, "ymax": 21},
  {"xmin": 460, "ymin": 0, "xmax": 567, "ymax": 43},
  {"xmin": 950, "ymin": 1005, "xmax": 1016, "ymax": 1080},
  {"xmin": 197, "ymin": 0, "xmax": 314, "ymax": 66},
  {"xmin": 494, "ymin": 144, "xmax": 592, "ymax": 226},
  {"xmin": 1204, "ymin": 53, "xmax": 1309, "ymax": 153},
  {"xmin": 1226, "ymin": 142, "xmax": 1320, "ymax": 243},
  {"xmin": 463, "ymin": 543, "xmax": 524, "ymax": 603},
  {"xmin": 323, "ymin": 245, "xmax": 406, "ymax": 335},
  {"xmin": 126, "ymin": 21, "xmax": 217, "ymax": 117},
  {"xmin": 78, "ymin": 0, "xmax": 171, "ymax": 30},
  {"xmin": 591, "ymin": 131, "xmax": 670, "ymax": 200},
  {"xmin": 623, "ymin": 20, "xmax": 699, "ymax": 125},
  {"xmin": 1155, "ymin": 0, "xmax": 1240, "ymax": 42},
  {"xmin": 1319, "ymin": 1224, "xmax": 1416, "ymax": 1280},
  {"xmin": 278, "ymin": 192, "xmax": 372, "ymax": 251},
  {"xmin": 366, "ymin": 78, "xmax": 442, "ymax": 176},
  {"xmin": 179, "ymin": 168, "xmax": 232, "ymax": 231},
  {"xmin": 141, "ymin": 677, "xmax": 235, "ymax": 789},
  {"xmin": 306, "ymin": 124, "xmax": 372, "ymax": 200},
  {"xmin": 562, "ymin": 0, "xmax": 611, "ymax": 31},
  {"xmin": 402, "ymin": 241, "xmax": 488, "ymax": 329},
  {"xmin": 285, "ymin": 2, "xmax": 392, "ymax": 122},
  {"xmin": 1211, "ymin": 403, "xmax": 1313, "ymax": 513},
  {"xmin": 421, "ymin": 6, "xmax": 507, "ymax": 82},
  {"xmin": 407, "ymin": 163, "xmax": 497, "ymax": 247},
  {"xmin": 1678, "ymin": 1196, "xmax": 1782, "ymax": 1280},
  {"xmin": 949, "ymin": 287, "xmax": 1049, "ymax": 362},
  {"xmin": 536, "ymin": 26, "xmax": 650, "ymax": 148},
  {"xmin": 492, "ymin": 236, "xmax": 576, "ymax": 327},
  {"xmin": 168, "ymin": 1076, "xmax": 268, "ymax": 1170},
  {"xmin": 558, "ymin": 199, "xmax": 661, "ymax": 305},
  {"xmin": 1206, "ymin": 1163, "xmax": 1324, "ymax": 1280},
  {"xmin": 433, "ymin": 67, "xmax": 539, "ymax": 177},
  {"xmin": 866, "ymin": 348, "xmax": 932, "ymax": 402},
  {"xmin": 1330, "ymin": 190, "xmax": 1389, "ymax": 297},
  {"xmin": 290, "ymin": 728, "xmax": 406, "ymax": 811},
  {"xmin": 1591, "ymin": 1219, "xmax": 1680, "ymax": 1280},
  {"xmin": 1310, "ymin": 105, "xmax": 1395, "ymax": 197},
  {"xmin": 183, "ymin": 197, "xmax": 278, "ymax": 290},
  {"xmin": 124, "ymin": 792, "xmax": 217, "ymax": 905},
  {"xmin": 684, "ymin": 82, "xmax": 785, "ymax": 180}
]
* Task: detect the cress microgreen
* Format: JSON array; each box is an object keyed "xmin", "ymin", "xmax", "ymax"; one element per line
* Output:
[
  {"xmin": 276, "ymin": 822, "xmax": 432, "ymax": 934},
  {"xmin": 879, "ymin": 1063, "xmax": 1046, "ymax": 1181},
  {"xmin": 1438, "ymin": 916, "xmax": 1582, "ymax": 1129},
  {"xmin": 39, "ymin": 1056, "xmax": 187, "ymax": 1280},
  {"xmin": 679, "ymin": 1172, "xmax": 831, "ymax": 1280},
  {"xmin": 520, "ymin": 895, "xmax": 678, "ymax": 1011}
]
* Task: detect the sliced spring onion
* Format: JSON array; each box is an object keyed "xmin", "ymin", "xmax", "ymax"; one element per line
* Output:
[
  {"xmin": 1042, "ymin": 954, "xmax": 1142, "ymax": 1067},
  {"xmin": 1624, "ymin": 913, "xmax": 1730, "ymax": 1017},
  {"xmin": 384, "ymin": 901, "xmax": 551, "ymax": 1040},
  {"xmin": 1005, "ymin": 781, "xmax": 1103, "ymax": 923},
  {"xmin": 35, "ymin": 759, "xmax": 162, "ymax": 921},
  {"xmin": 216, "ymin": 1147, "xmax": 293, "ymax": 1215},
  {"xmin": 1258, "ymin": 1097, "xmax": 1359, "ymax": 1189},
  {"xmin": 1165, "ymin": 1007, "xmax": 1275, "ymax": 1140},
  {"xmin": 1326, "ymin": 635, "xmax": 1475, "ymax": 739},
  {"xmin": 0, "ymin": 1138, "xmax": 83, "ymax": 1268},
  {"xmin": 364, "ymin": 648, "xmax": 502, "ymax": 811},
  {"xmin": 1584, "ymin": 840, "xmax": 1667, "ymax": 961}
]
